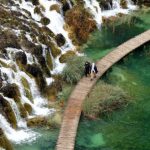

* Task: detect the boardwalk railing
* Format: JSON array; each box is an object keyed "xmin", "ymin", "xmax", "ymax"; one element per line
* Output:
[{"xmin": 56, "ymin": 30, "xmax": 150, "ymax": 150}]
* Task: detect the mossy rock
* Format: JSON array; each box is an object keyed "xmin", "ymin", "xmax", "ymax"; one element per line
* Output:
[
  {"xmin": 62, "ymin": 2, "xmax": 70, "ymax": 14},
  {"xmin": 0, "ymin": 59, "xmax": 10, "ymax": 68},
  {"xmin": 18, "ymin": 102, "xmax": 28, "ymax": 118},
  {"xmin": 24, "ymin": 103, "xmax": 32, "ymax": 114},
  {"xmin": 0, "ymin": 83, "xmax": 21, "ymax": 102},
  {"xmin": 48, "ymin": 41, "xmax": 61, "ymax": 58},
  {"xmin": 55, "ymin": 34, "xmax": 66, "ymax": 47},
  {"xmin": 40, "ymin": 17, "xmax": 50, "ymax": 25},
  {"xmin": 26, "ymin": 64, "xmax": 47, "ymax": 93},
  {"xmin": 40, "ymin": 26, "xmax": 55, "ymax": 37},
  {"xmin": 0, "ymin": 128, "xmax": 14, "ymax": 150},
  {"xmin": 46, "ymin": 49, "xmax": 53, "ymax": 70},
  {"xmin": 59, "ymin": 51, "xmax": 75, "ymax": 63},
  {"xmin": 0, "ymin": 95, "xmax": 17, "ymax": 129},
  {"xmin": 27, "ymin": 116, "xmax": 47, "ymax": 127},
  {"xmin": 36, "ymin": 55, "xmax": 51, "ymax": 77},
  {"xmin": 50, "ymin": 4, "xmax": 60, "ymax": 13},
  {"xmin": 15, "ymin": 51, "xmax": 27, "ymax": 65},
  {"xmin": 34, "ymin": 6, "xmax": 41, "ymax": 14},
  {"xmin": 120, "ymin": 0, "xmax": 128, "ymax": 9},
  {"xmin": 21, "ymin": 77, "xmax": 33, "ymax": 103}
]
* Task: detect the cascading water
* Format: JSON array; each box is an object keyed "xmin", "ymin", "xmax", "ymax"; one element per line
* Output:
[
  {"xmin": 0, "ymin": 47, "xmax": 55, "ymax": 144},
  {"xmin": 0, "ymin": 0, "xmax": 137, "ymax": 148}
]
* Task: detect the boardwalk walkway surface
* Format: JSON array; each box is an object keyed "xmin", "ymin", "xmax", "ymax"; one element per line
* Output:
[{"xmin": 56, "ymin": 30, "xmax": 150, "ymax": 150}]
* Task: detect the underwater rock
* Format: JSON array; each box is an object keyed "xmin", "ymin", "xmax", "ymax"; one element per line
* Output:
[
  {"xmin": 55, "ymin": 34, "xmax": 66, "ymax": 47},
  {"xmin": 0, "ymin": 128, "xmax": 14, "ymax": 150}
]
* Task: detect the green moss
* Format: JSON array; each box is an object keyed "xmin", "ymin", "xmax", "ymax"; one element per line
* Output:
[
  {"xmin": 120, "ymin": 0, "xmax": 128, "ymax": 9},
  {"xmin": 27, "ymin": 117, "xmax": 47, "ymax": 127},
  {"xmin": 0, "ymin": 59, "xmax": 9, "ymax": 68},
  {"xmin": 46, "ymin": 49, "xmax": 53, "ymax": 70},
  {"xmin": 50, "ymin": 4, "xmax": 60, "ymax": 13},
  {"xmin": 0, "ymin": 95, "xmax": 17, "ymax": 129},
  {"xmin": 0, "ymin": 128, "xmax": 14, "ymax": 150},
  {"xmin": 21, "ymin": 77, "xmax": 33, "ymax": 103},
  {"xmin": 59, "ymin": 51, "xmax": 75, "ymax": 63},
  {"xmin": 48, "ymin": 41, "xmax": 61, "ymax": 58},
  {"xmin": 34, "ymin": 6, "xmax": 41, "ymax": 14},
  {"xmin": 40, "ymin": 17, "xmax": 50, "ymax": 25},
  {"xmin": 40, "ymin": 26, "xmax": 55, "ymax": 38},
  {"xmin": 24, "ymin": 103, "xmax": 32, "ymax": 114},
  {"xmin": 18, "ymin": 102, "xmax": 28, "ymax": 118}
]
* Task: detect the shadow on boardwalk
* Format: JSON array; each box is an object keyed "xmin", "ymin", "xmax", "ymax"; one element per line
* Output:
[{"xmin": 56, "ymin": 30, "xmax": 150, "ymax": 150}]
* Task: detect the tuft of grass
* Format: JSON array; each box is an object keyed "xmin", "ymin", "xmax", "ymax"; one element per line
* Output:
[
  {"xmin": 83, "ymin": 81, "xmax": 130, "ymax": 118},
  {"xmin": 62, "ymin": 56, "xmax": 91, "ymax": 84}
]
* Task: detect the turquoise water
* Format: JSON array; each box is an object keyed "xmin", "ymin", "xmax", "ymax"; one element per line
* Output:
[
  {"xmin": 14, "ymin": 128, "xmax": 59, "ymax": 150},
  {"xmin": 84, "ymin": 8, "xmax": 150, "ymax": 61},
  {"xmin": 75, "ymin": 44, "xmax": 150, "ymax": 150}
]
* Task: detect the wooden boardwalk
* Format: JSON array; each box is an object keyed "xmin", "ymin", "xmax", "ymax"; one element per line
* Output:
[{"xmin": 56, "ymin": 30, "xmax": 150, "ymax": 150}]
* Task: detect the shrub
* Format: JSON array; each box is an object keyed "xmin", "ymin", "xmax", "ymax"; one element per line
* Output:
[
  {"xmin": 83, "ymin": 81, "xmax": 130, "ymax": 118},
  {"xmin": 59, "ymin": 50, "xmax": 75, "ymax": 63},
  {"xmin": 62, "ymin": 56, "xmax": 91, "ymax": 84},
  {"xmin": 65, "ymin": 6, "xmax": 96, "ymax": 45}
]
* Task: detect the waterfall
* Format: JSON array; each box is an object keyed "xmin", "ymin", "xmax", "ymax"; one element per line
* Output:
[
  {"xmin": 83, "ymin": 0, "xmax": 102, "ymax": 28},
  {"xmin": 102, "ymin": 0, "xmax": 137, "ymax": 18},
  {"xmin": 0, "ymin": 114, "xmax": 39, "ymax": 144},
  {"xmin": 0, "ymin": 47, "xmax": 55, "ymax": 144}
]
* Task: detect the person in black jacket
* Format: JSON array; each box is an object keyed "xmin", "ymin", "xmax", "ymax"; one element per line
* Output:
[{"xmin": 84, "ymin": 61, "xmax": 91, "ymax": 77}]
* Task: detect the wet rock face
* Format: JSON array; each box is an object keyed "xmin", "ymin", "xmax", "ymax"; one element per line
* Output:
[
  {"xmin": 15, "ymin": 51, "xmax": 27, "ymax": 65},
  {"xmin": 25, "ymin": 0, "xmax": 39, "ymax": 5},
  {"xmin": 0, "ymin": 30, "xmax": 20, "ymax": 50},
  {"xmin": 62, "ymin": 2, "xmax": 70, "ymax": 14},
  {"xmin": 0, "ymin": 128, "xmax": 14, "ymax": 150},
  {"xmin": 0, "ymin": 95, "xmax": 17, "ymax": 129},
  {"xmin": 55, "ymin": 33, "xmax": 66, "ymax": 47},
  {"xmin": 27, "ymin": 116, "xmax": 47, "ymax": 127},
  {"xmin": 0, "ymin": 84, "xmax": 21, "ymax": 101},
  {"xmin": 26, "ymin": 64, "xmax": 43, "ymax": 77},
  {"xmin": 100, "ymin": 0, "xmax": 113, "ymax": 10}
]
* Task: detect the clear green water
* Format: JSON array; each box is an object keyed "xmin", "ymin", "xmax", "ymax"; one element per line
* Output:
[
  {"xmin": 14, "ymin": 128, "xmax": 59, "ymax": 150},
  {"xmin": 84, "ymin": 8, "xmax": 150, "ymax": 61},
  {"xmin": 75, "ymin": 43, "xmax": 150, "ymax": 150}
]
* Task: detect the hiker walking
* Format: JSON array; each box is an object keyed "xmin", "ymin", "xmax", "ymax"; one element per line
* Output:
[
  {"xmin": 84, "ymin": 61, "xmax": 91, "ymax": 77},
  {"xmin": 90, "ymin": 62, "xmax": 98, "ymax": 81}
]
